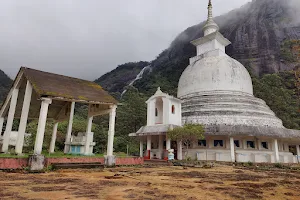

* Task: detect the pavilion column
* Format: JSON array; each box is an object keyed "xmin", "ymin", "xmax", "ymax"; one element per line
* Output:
[
  {"xmin": 230, "ymin": 137, "xmax": 236, "ymax": 162},
  {"xmin": 158, "ymin": 135, "xmax": 163, "ymax": 159},
  {"xmin": 107, "ymin": 105, "xmax": 117, "ymax": 156},
  {"xmin": 15, "ymin": 81, "xmax": 33, "ymax": 154},
  {"xmin": 84, "ymin": 116, "xmax": 93, "ymax": 155},
  {"xmin": 177, "ymin": 140, "xmax": 183, "ymax": 160},
  {"xmin": 49, "ymin": 122, "xmax": 58, "ymax": 153},
  {"xmin": 296, "ymin": 145, "xmax": 300, "ymax": 163},
  {"xmin": 273, "ymin": 139, "xmax": 280, "ymax": 163},
  {"xmin": 86, "ymin": 116, "xmax": 93, "ymax": 133},
  {"xmin": 34, "ymin": 98, "xmax": 52, "ymax": 155},
  {"xmin": 63, "ymin": 102, "xmax": 75, "ymax": 153},
  {"xmin": 140, "ymin": 139, "xmax": 143, "ymax": 157},
  {"xmin": 0, "ymin": 117, "xmax": 4, "ymax": 135},
  {"xmin": 105, "ymin": 105, "xmax": 117, "ymax": 166},
  {"xmin": 2, "ymin": 89, "xmax": 19, "ymax": 153}
]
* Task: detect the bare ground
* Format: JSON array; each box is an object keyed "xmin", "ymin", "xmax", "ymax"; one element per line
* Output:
[{"xmin": 0, "ymin": 165, "xmax": 299, "ymax": 200}]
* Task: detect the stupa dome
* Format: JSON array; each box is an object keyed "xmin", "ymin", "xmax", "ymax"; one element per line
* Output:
[{"xmin": 178, "ymin": 55, "xmax": 253, "ymax": 98}]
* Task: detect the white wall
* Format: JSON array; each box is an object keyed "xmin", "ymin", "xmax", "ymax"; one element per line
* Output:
[
  {"xmin": 168, "ymin": 99, "xmax": 182, "ymax": 126},
  {"xmin": 146, "ymin": 94, "xmax": 182, "ymax": 126},
  {"xmin": 196, "ymin": 39, "xmax": 225, "ymax": 56},
  {"xmin": 155, "ymin": 98, "xmax": 163, "ymax": 124}
]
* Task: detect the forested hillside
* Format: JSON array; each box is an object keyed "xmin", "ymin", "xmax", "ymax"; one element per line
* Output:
[
  {"xmin": 0, "ymin": 70, "xmax": 12, "ymax": 102},
  {"xmin": 97, "ymin": 0, "xmax": 300, "ymax": 131}
]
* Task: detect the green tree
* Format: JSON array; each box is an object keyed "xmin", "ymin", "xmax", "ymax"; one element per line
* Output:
[
  {"xmin": 113, "ymin": 87, "xmax": 147, "ymax": 154},
  {"xmin": 167, "ymin": 124, "xmax": 205, "ymax": 159},
  {"xmin": 253, "ymin": 71, "xmax": 300, "ymax": 129}
]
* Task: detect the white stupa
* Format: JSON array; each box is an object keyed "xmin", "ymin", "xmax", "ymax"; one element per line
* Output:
[
  {"xmin": 178, "ymin": 0, "xmax": 282, "ymax": 128},
  {"xmin": 131, "ymin": 0, "xmax": 300, "ymax": 164}
]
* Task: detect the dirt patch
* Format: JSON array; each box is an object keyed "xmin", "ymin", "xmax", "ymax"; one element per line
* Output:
[
  {"xmin": 232, "ymin": 182, "xmax": 277, "ymax": 189},
  {"xmin": 0, "ymin": 165, "xmax": 299, "ymax": 200},
  {"xmin": 158, "ymin": 171, "xmax": 208, "ymax": 178},
  {"xmin": 30, "ymin": 186, "xmax": 67, "ymax": 192},
  {"xmin": 30, "ymin": 178, "xmax": 81, "ymax": 185}
]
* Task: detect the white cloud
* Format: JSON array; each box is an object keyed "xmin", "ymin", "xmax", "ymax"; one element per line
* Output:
[{"xmin": 0, "ymin": 0, "xmax": 251, "ymax": 80}]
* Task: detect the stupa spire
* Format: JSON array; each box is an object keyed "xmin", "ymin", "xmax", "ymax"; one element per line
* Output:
[
  {"xmin": 203, "ymin": 0, "xmax": 219, "ymax": 36},
  {"xmin": 208, "ymin": 0, "xmax": 213, "ymax": 20}
]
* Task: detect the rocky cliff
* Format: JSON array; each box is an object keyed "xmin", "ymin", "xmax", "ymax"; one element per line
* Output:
[
  {"xmin": 95, "ymin": 61, "xmax": 149, "ymax": 97},
  {"xmin": 97, "ymin": 0, "xmax": 300, "ymax": 97},
  {"xmin": 0, "ymin": 70, "xmax": 12, "ymax": 102}
]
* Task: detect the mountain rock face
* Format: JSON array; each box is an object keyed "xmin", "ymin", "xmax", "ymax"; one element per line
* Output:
[
  {"xmin": 97, "ymin": 0, "xmax": 300, "ymax": 97},
  {"xmin": 0, "ymin": 70, "xmax": 12, "ymax": 102},
  {"xmin": 95, "ymin": 61, "xmax": 149, "ymax": 96}
]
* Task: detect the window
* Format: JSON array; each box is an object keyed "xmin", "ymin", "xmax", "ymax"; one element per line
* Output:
[
  {"xmin": 247, "ymin": 141, "xmax": 255, "ymax": 149},
  {"xmin": 198, "ymin": 140, "xmax": 207, "ymax": 147},
  {"xmin": 261, "ymin": 142, "xmax": 269, "ymax": 149},
  {"xmin": 234, "ymin": 140, "xmax": 240, "ymax": 148},
  {"xmin": 214, "ymin": 140, "xmax": 224, "ymax": 147},
  {"xmin": 155, "ymin": 108, "xmax": 158, "ymax": 117},
  {"xmin": 172, "ymin": 105, "xmax": 175, "ymax": 114}
]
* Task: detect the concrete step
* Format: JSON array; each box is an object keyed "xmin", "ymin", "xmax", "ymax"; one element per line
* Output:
[
  {"xmin": 144, "ymin": 159, "xmax": 171, "ymax": 166},
  {"xmin": 52, "ymin": 162, "xmax": 104, "ymax": 169}
]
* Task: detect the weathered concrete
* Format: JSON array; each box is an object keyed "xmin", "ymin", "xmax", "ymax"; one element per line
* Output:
[
  {"xmin": 105, "ymin": 155, "xmax": 116, "ymax": 167},
  {"xmin": 28, "ymin": 155, "xmax": 45, "ymax": 171}
]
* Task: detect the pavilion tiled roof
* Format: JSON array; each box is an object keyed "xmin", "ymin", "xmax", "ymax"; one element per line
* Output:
[{"xmin": 21, "ymin": 67, "xmax": 117, "ymax": 104}]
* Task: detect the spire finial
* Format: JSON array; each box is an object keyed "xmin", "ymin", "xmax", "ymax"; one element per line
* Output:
[
  {"xmin": 203, "ymin": 0, "xmax": 219, "ymax": 36},
  {"xmin": 208, "ymin": 0, "xmax": 213, "ymax": 21}
]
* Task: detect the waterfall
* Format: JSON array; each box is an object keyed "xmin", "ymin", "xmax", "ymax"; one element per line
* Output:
[{"xmin": 121, "ymin": 65, "xmax": 151, "ymax": 97}]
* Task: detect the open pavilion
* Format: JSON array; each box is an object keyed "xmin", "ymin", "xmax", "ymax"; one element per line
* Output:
[{"xmin": 0, "ymin": 67, "xmax": 118, "ymax": 165}]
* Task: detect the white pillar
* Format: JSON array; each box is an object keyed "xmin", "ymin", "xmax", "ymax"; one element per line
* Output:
[
  {"xmin": 177, "ymin": 140, "xmax": 183, "ymax": 160},
  {"xmin": 243, "ymin": 139, "xmax": 247, "ymax": 150},
  {"xmin": 84, "ymin": 116, "xmax": 93, "ymax": 155},
  {"xmin": 140, "ymin": 139, "xmax": 143, "ymax": 157},
  {"xmin": 230, "ymin": 137, "xmax": 236, "ymax": 162},
  {"xmin": 86, "ymin": 116, "xmax": 93, "ymax": 133},
  {"xmin": 15, "ymin": 81, "xmax": 32, "ymax": 154},
  {"xmin": 158, "ymin": 135, "xmax": 163, "ymax": 159},
  {"xmin": 273, "ymin": 139, "xmax": 280, "ymax": 163},
  {"xmin": 166, "ymin": 137, "xmax": 171, "ymax": 150},
  {"xmin": 0, "ymin": 117, "xmax": 4, "ymax": 135},
  {"xmin": 2, "ymin": 89, "xmax": 19, "ymax": 153},
  {"xmin": 106, "ymin": 105, "xmax": 117, "ymax": 156},
  {"xmin": 34, "ymin": 98, "xmax": 52, "ymax": 155},
  {"xmin": 296, "ymin": 145, "xmax": 300, "ymax": 163},
  {"xmin": 63, "ymin": 102, "xmax": 75, "ymax": 153},
  {"xmin": 49, "ymin": 122, "xmax": 58, "ymax": 153},
  {"xmin": 147, "ymin": 135, "xmax": 152, "ymax": 150}
]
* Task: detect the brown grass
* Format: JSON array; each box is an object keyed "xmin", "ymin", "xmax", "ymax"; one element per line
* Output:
[{"xmin": 0, "ymin": 165, "xmax": 299, "ymax": 200}]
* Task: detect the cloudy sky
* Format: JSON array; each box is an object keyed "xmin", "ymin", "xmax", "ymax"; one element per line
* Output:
[{"xmin": 0, "ymin": 0, "xmax": 250, "ymax": 80}]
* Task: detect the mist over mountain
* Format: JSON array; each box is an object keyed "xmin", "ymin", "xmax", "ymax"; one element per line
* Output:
[{"xmin": 98, "ymin": 0, "xmax": 300, "ymax": 97}]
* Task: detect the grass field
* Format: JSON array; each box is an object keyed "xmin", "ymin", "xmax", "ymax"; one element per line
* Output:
[{"xmin": 0, "ymin": 164, "xmax": 299, "ymax": 200}]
